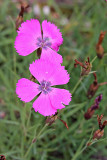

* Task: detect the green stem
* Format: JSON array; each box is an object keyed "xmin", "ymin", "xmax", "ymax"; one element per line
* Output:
[
  {"xmin": 71, "ymin": 77, "xmax": 83, "ymax": 95},
  {"xmin": 90, "ymin": 56, "xmax": 97, "ymax": 64},
  {"xmin": 72, "ymin": 137, "xmax": 107, "ymax": 160},
  {"xmin": 72, "ymin": 145, "xmax": 87, "ymax": 160},
  {"xmin": 72, "ymin": 139, "xmax": 86, "ymax": 160},
  {"xmin": 24, "ymin": 123, "xmax": 48, "ymax": 159},
  {"xmin": 90, "ymin": 53, "xmax": 107, "ymax": 65},
  {"xmin": 36, "ymin": 123, "xmax": 48, "ymax": 139},
  {"xmin": 26, "ymin": 108, "xmax": 32, "ymax": 128},
  {"xmin": 24, "ymin": 143, "xmax": 33, "ymax": 159}
]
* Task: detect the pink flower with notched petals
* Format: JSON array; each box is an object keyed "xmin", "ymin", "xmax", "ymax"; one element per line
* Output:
[
  {"xmin": 14, "ymin": 19, "xmax": 63, "ymax": 64},
  {"xmin": 16, "ymin": 59, "xmax": 71, "ymax": 116}
]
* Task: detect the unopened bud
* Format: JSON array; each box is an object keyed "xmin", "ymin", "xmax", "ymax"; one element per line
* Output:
[
  {"xmin": 37, "ymin": 48, "xmax": 42, "ymax": 58},
  {"xmin": 32, "ymin": 138, "xmax": 36, "ymax": 143},
  {"xmin": 96, "ymin": 31, "xmax": 107, "ymax": 59},
  {"xmin": 93, "ymin": 129, "xmax": 104, "ymax": 140}
]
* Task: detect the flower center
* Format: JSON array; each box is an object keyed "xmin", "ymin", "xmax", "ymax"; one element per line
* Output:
[
  {"xmin": 38, "ymin": 80, "xmax": 52, "ymax": 94},
  {"xmin": 36, "ymin": 37, "xmax": 52, "ymax": 49}
]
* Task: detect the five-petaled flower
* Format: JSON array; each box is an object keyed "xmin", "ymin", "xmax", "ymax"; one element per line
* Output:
[
  {"xmin": 14, "ymin": 19, "xmax": 63, "ymax": 63},
  {"xmin": 16, "ymin": 59, "xmax": 71, "ymax": 116}
]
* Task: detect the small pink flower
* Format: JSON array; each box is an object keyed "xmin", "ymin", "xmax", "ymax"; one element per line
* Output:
[
  {"xmin": 14, "ymin": 19, "xmax": 63, "ymax": 63},
  {"xmin": 16, "ymin": 59, "xmax": 71, "ymax": 116}
]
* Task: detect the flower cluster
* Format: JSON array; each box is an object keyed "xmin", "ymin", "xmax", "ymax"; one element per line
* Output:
[{"xmin": 15, "ymin": 19, "xmax": 71, "ymax": 116}]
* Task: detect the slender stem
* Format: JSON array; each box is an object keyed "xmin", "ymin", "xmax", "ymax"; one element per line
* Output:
[
  {"xmin": 36, "ymin": 123, "xmax": 48, "ymax": 139},
  {"xmin": 26, "ymin": 108, "xmax": 32, "ymax": 128},
  {"xmin": 71, "ymin": 139, "xmax": 97, "ymax": 160},
  {"xmin": 24, "ymin": 123, "xmax": 48, "ymax": 158},
  {"xmin": 72, "ymin": 140, "xmax": 86, "ymax": 160},
  {"xmin": 89, "ymin": 71, "xmax": 97, "ymax": 74},
  {"xmin": 12, "ymin": 28, "xmax": 17, "ymax": 87},
  {"xmin": 71, "ymin": 77, "xmax": 83, "ymax": 95},
  {"xmin": 72, "ymin": 136, "xmax": 107, "ymax": 160},
  {"xmin": 90, "ymin": 56, "xmax": 97, "ymax": 64},
  {"xmin": 99, "ymin": 82, "xmax": 107, "ymax": 86},
  {"xmin": 24, "ymin": 143, "xmax": 33, "ymax": 159},
  {"xmin": 90, "ymin": 53, "xmax": 107, "ymax": 65}
]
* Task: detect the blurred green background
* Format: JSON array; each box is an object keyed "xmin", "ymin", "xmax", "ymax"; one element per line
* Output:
[{"xmin": 0, "ymin": 0, "xmax": 107, "ymax": 160}]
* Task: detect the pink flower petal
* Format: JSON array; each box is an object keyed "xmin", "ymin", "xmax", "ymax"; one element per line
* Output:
[
  {"xmin": 29, "ymin": 59, "xmax": 70, "ymax": 85},
  {"xmin": 16, "ymin": 78, "xmax": 40, "ymax": 102},
  {"xmin": 49, "ymin": 88, "xmax": 71, "ymax": 109},
  {"xmin": 29, "ymin": 59, "xmax": 54, "ymax": 83},
  {"xmin": 41, "ymin": 47, "xmax": 63, "ymax": 64},
  {"xmin": 29, "ymin": 59, "xmax": 53, "ymax": 82},
  {"xmin": 42, "ymin": 20, "xmax": 63, "ymax": 52},
  {"xmin": 33, "ymin": 93, "xmax": 57, "ymax": 116},
  {"xmin": 50, "ymin": 65, "xmax": 70, "ymax": 86},
  {"xmin": 14, "ymin": 19, "xmax": 42, "ymax": 56}
]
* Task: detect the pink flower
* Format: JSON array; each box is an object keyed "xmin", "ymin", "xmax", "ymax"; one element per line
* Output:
[
  {"xmin": 14, "ymin": 19, "xmax": 63, "ymax": 63},
  {"xmin": 16, "ymin": 59, "xmax": 71, "ymax": 116}
]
